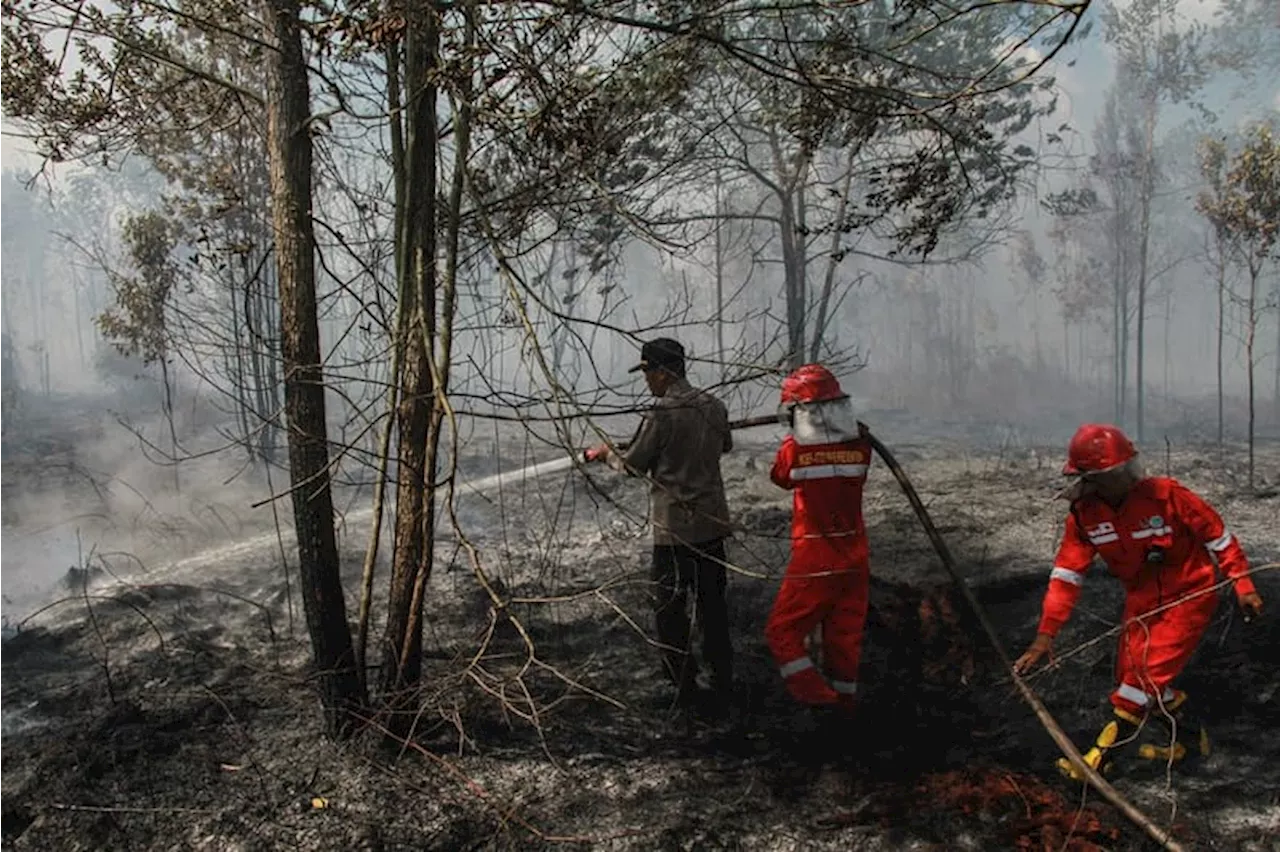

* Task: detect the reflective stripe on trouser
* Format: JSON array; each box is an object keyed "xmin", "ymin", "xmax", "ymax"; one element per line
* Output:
[
  {"xmin": 765, "ymin": 563, "xmax": 869, "ymax": 705},
  {"xmin": 775, "ymin": 657, "xmax": 838, "ymax": 704},
  {"xmin": 1110, "ymin": 589, "xmax": 1216, "ymax": 716}
]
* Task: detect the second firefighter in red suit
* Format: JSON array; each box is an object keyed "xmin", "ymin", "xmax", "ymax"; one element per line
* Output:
[
  {"xmin": 1015, "ymin": 423, "xmax": 1264, "ymax": 779},
  {"xmin": 765, "ymin": 364, "xmax": 872, "ymax": 710}
]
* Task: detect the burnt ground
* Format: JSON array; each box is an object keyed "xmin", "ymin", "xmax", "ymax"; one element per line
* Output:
[{"xmin": 3, "ymin": 431, "xmax": 1280, "ymax": 851}]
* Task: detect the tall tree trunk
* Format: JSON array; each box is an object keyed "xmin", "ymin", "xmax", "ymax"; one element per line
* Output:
[
  {"xmin": 73, "ymin": 280, "xmax": 86, "ymax": 368},
  {"xmin": 1216, "ymin": 247, "xmax": 1226, "ymax": 449},
  {"xmin": 262, "ymin": 0, "xmax": 364, "ymax": 737},
  {"xmin": 554, "ymin": 253, "xmax": 575, "ymax": 379},
  {"xmin": 1162, "ymin": 293, "xmax": 1171, "ymax": 404},
  {"xmin": 1032, "ymin": 297, "xmax": 1043, "ymax": 372},
  {"xmin": 714, "ymin": 174, "xmax": 726, "ymax": 383},
  {"xmin": 1246, "ymin": 269, "xmax": 1257, "ymax": 490},
  {"xmin": 795, "ymin": 165, "xmax": 809, "ymax": 361},
  {"xmin": 1135, "ymin": 140, "xmax": 1154, "ymax": 443},
  {"xmin": 771, "ymin": 133, "xmax": 809, "ymax": 370},
  {"xmin": 1063, "ymin": 317, "xmax": 1070, "ymax": 378},
  {"xmin": 779, "ymin": 194, "xmax": 804, "ymax": 368},
  {"xmin": 405, "ymin": 0, "xmax": 472, "ymax": 687},
  {"xmin": 231, "ymin": 264, "xmax": 252, "ymax": 463},
  {"xmin": 355, "ymin": 34, "xmax": 408, "ymax": 697},
  {"xmin": 810, "ymin": 149, "xmax": 857, "ymax": 364},
  {"xmin": 1113, "ymin": 216, "xmax": 1126, "ymax": 424},
  {"xmin": 381, "ymin": 0, "xmax": 439, "ymax": 706},
  {"xmin": 265, "ymin": 262, "xmax": 283, "ymax": 464},
  {"xmin": 160, "ymin": 358, "xmax": 181, "ymax": 494},
  {"xmin": 1273, "ymin": 281, "xmax": 1279, "ymax": 429}
]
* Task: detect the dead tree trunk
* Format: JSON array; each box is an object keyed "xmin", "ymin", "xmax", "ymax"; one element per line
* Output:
[
  {"xmin": 778, "ymin": 192, "xmax": 805, "ymax": 370},
  {"xmin": 1113, "ymin": 221, "xmax": 1127, "ymax": 425},
  {"xmin": 355, "ymin": 32, "xmax": 409, "ymax": 696},
  {"xmin": 1216, "ymin": 238, "xmax": 1227, "ymax": 449},
  {"xmin": 714, "ymin": 174, "xmax": 726, "ymax": 383},
  {"xmin": 1245, "ymin": 266, "xmax": 1258, "ymax": 489},
  {"xmin": 771, "ymin": 131, "xmax": 810, "ymax": 370},
  {"xmin": 381, "ymin": 0, "xmax": 439, "ymax": 706},
  {"xmin": 1273, "ymin": 281, "xmax": 1279, "ymax": 429},
  {"xmin": 404, "ymin": 1, "xmax": 472, "ymax": 692},
  {"xmin": 1162, "ymin": 292, "xmax": 1171, "ymax": 404},
  {"xmin": 262, "ymin": 0, "xmax": 365, "ymax": 737},
  {"xmin": 809, "ymin": 148, "xmax": 858, "ymax": 363},
  {"xmin": 1134, "ymin": 113, "xmax": 1155, "ymax": 443}
]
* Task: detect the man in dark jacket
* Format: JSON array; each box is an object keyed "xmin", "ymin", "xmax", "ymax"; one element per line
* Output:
[{"xmin": 586, "ymin": 338, "xmax": 735, "ymax": 711}]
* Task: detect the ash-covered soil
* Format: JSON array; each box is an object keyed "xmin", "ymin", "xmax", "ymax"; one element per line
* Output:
[{"xmin": 3, "ymin": 427, "xmax": 1279, "ymax": 851}]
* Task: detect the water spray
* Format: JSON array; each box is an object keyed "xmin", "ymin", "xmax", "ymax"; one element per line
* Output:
[{"xmin": 155, "ymin": 414, "xmax": 780, "ymax": 583}]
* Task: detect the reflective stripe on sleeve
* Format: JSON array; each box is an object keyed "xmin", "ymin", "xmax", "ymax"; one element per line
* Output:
[
  {"xmin": 1049, "ymin": 567, "xmax": 1084, "ymax": 586},
  {"xmin": 779, "ymin": 657, "xmax": 815, "ymax": 678},
  {"xmin": 789, "ymin": 463, "xmax": 869, "ymax": 481},
  {"xmin": 1206, "ymin": 531, "xmax": 1233, "ymax": 552},
  {"xmin": 831, "ymin": 680, "xmax": 857, "ymax": 695}
]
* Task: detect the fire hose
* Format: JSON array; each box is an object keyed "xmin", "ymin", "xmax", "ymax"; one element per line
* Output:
[
  {"xmin": 865, "ymin": 429, "xmax": 1186, "ymax": 852},
  {"xmin": 587, "ymin": 410, "xmax": 1210, "ymax": 847},
  {"xmin": 586, "ymin": 413, "xmax": 779, "ymax": 459}
]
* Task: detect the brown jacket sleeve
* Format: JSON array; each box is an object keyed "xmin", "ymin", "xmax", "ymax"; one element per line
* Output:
[{"xmin": 608, "ymin": 408, "xmax": 665, "ymax": 476}]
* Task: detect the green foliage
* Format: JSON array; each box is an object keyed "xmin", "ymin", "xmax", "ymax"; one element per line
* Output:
[
  {"xmin": 3, "ymin": 0, "xmax": 1089, "ymax": 273},
  {"xmin": 95, "ymin": 210, "xmax": 179, "ymax": 364},
  {"xmin": 1196, "ymin": 121, "xmax": 1280, "ymax": 274},
  {"xmin": 1207, "ymin": 0, "xmax": 1280, "ymax": 81},
  {"xmin": 1103, "ymin": 0, "xmax": 1206, "ymax": 103}
]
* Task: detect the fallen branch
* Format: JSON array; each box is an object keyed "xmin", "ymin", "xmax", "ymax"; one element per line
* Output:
[
  {"xmin": 51, "ymin": 803, "xmax": 217, "ymax": 815},
  {"xmin": 865, "ymin": 430, "xmax": 1187, "ymax": 852}
]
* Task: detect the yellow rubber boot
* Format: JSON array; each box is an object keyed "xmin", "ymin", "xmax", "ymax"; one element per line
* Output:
[
  {"xmin": 1056, "ymin": 719, "xmax": 1121, "ymax": 781},
  {"xmin": 1138, "ymin": 742, "xmax": 1188, "ymax": 762},
  {"xmin": 1056, "ymin": 709, "xmax": 1144, "ymax": 782},
  {"xmin": 1143, "ymin": 691, "xmax": 1210, "ymax": 764},
  {"xmin": 1163, "ymin": 689, "xmax": 1187, "ymax": 714}
]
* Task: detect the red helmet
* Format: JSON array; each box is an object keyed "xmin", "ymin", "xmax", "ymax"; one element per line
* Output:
[
  {"xmin": 1063, "ymin": 423, "xmax": 1137, "ymax": 475},
  {"xmin": 780, "ymin": 363, "xmax": 846, "ymax": 406}
]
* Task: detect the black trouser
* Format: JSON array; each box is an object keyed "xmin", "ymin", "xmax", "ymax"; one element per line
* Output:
[{"xmin": 651, "ymin": 538, "xmax": 733, "ymax": 697}]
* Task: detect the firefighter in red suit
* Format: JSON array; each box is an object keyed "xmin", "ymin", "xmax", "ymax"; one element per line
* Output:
[
  {"xmin": 765, "ymin": 364, "xmax": 873, "ymax": 711},
  {"xmin": 1015, "ymin": 423, "xmax": 1264, "ymax": 779}
]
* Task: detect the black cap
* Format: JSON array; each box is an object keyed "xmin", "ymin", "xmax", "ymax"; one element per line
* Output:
[{"xmin": 628, "ymin": 337, "xmax": 685, "ymax": 373}]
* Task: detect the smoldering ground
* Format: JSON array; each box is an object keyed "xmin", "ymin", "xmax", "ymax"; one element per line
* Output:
[
  {"xmin": 3, "ymin": 423, "xmax": 1278, "ymax": 852},
  {"xmin": 0, "ymin": 387, "xmax": 534, "ymax": 625}
]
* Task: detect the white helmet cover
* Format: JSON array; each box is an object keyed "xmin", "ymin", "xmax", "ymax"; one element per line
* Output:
[{"xmin": 791, "ymin": 396, "xmax": 859, "ymax": 446}]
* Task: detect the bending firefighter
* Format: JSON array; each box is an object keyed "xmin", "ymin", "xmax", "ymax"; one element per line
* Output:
[
  {"xmin": 766, "ymin": 364, "xmax": 873, "ymax": 711},
  {"xmin": 1014, "ymin": 423, "xmax": 1264, "ymax": 780}
]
